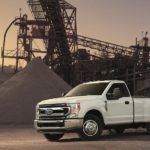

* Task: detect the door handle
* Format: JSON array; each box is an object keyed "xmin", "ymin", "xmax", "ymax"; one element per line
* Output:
[
  {"xmin": 125, "ymin": 101, "xmax": 130, "ymax": 104},
  {"xmin": 104, "ymin": 101, "xmax": 108, "ymax": 111}
]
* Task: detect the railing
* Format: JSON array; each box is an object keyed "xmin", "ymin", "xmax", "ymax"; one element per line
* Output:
[
  {"xmin": 77, "ymin": 35, "xmax": 134, "ymax": 57},
  {"xmin": 2, "ymin": 49, "xmax": 28, "ymax": 59}
]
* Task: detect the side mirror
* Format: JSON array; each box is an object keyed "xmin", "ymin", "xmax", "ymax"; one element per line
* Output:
[
  {"xmin": 113, "ymin": 88, "xmax": 122, "ymax": 99},
  {"xmin": 106, "ymin": 93, "xmax": 114, "ymax": 100},
  {"xmin": 62, "ymin": 92, "xmax": 66, "ymax": 97}
]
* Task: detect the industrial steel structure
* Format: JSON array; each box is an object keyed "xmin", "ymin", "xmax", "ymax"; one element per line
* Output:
[{"xmin": 1, "ymin": 0, "xmax": 150, "ymax": 95}]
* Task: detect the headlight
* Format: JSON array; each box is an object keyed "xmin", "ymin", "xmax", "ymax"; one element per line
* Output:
[{"xmin": 67, "ymin": 103, "xmax": 80, "ymax": 118}]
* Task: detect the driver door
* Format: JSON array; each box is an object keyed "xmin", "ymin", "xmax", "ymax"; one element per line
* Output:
[{"xmin": 105, "ymin": 83, "xmax": 133, "ymax": 125}]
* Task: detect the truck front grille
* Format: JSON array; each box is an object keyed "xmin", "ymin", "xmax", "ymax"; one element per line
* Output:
[
  {"xmin": 38, "ymin": 104, "xmax": 70, "ymax": 121},
  {"xmin": 39, "ymin": 116, "xmax": 66, "ymax": 120},
  {"xmin": 37, "ymin": 122, "xmax": 64, "ymax": 127}
]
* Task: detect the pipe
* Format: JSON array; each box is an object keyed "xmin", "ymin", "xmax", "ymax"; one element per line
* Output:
[{"xmin": 1, "ymin": 17, "xmax": 20, "ymax": 71}]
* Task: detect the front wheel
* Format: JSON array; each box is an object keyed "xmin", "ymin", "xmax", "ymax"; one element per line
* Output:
[
  {"xmin": 79, "ymin": 114, "xmax": 103, "ymax": 140},
  {"xmin": 44, "ymin": 134, "xmax": 64, "ymax": 141}
]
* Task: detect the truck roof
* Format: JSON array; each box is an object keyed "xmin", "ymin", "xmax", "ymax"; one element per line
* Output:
[{"xmin": 83, "ymin": 80, "xmax": 125, "ymax": 84}]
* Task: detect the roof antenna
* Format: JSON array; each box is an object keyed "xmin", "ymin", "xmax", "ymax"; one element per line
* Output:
[
  {"xmin": 141, "ymin": 31, "xmax": 144, "ymax": 38},
  {"xmin": 19, "ymin": 8, "xmax": 22, "ymax": 18},
  {"xmin": 145, "ymin": 32, "xmax": 148, "ymax": 37}
]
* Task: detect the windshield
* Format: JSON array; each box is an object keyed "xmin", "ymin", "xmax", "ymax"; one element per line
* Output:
[{"xmin": 65, "ymin": 82, "xmax": 109, "ymax": 97}]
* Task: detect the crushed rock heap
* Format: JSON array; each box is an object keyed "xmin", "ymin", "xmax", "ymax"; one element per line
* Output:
[
  {"xmin": 0, "ymin": 72, "xmax": 13, "ymax": 84},
  {"xmin": 0, "ymin": 58, "xmax": 71, "ymax": 124}
]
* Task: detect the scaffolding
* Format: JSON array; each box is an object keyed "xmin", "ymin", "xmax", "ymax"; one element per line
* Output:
[{"xmin": 1, "ymin": 0, "xmax": 150, "ymax": 95}]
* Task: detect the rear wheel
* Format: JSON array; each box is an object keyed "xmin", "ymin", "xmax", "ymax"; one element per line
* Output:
[
  {"xmin": 44, "ymin": 134, "xmax": 64, "ymax": 141},
  {"xmin": 79, "ymin": 114, "xmax": 103, "ymax": 140}
]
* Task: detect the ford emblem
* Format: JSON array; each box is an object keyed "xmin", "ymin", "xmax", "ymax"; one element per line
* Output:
[{"xmin": 46, "ymin": 109, "xmax": 53, "ymax": 115}]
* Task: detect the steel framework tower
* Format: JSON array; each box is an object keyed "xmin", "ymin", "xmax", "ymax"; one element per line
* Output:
[
  {"xmin": 27, "ymin": 0, "xmax": 77, "ymax": 82},
  {"xmin": 2, "ymin": 0, "xmax": 150, "ymax": 94}
]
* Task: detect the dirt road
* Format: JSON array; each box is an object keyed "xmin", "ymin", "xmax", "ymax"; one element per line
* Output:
[{"xmin": 0, "ymin": 126, "xmax": 150, "ymax": 150}]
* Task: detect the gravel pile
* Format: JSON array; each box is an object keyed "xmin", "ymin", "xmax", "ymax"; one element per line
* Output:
[
  {"xmin": 0, "ymin": 58, "xmax": 71, "ymax": 124},
  {"xmin": 0, "ymin": 72, "xmax": 13, "ymax": 84}
]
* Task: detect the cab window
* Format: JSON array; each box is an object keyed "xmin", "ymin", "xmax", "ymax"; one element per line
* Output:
[{"xmin": 106, "ymin": 83, "xmax": 130, "ymax": 100}]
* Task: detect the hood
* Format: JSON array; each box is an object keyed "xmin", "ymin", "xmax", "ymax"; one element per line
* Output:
[{"xmin": 38, "ymin": 95, "xmax": 102, "ymax": 106}]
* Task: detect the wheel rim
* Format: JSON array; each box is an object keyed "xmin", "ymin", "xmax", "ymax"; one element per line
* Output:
[{"xmin": 83, "ymin": 120, "xmax": 98, "ymax": 136}]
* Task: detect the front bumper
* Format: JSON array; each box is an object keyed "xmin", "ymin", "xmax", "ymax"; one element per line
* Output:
[{"xmin": 34, "ymin": 119, "xmax": 83, "ymax": 134}]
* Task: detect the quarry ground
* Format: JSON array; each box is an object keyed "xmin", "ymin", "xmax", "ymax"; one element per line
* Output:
[{"xmin": 0, "ymin": 126, "xmax": 150, "ymax": 150}]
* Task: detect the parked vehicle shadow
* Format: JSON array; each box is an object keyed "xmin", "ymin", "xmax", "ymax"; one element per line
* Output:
[{"xmin": 59, "ymin": 130, "xmax": 150, "ymax": 143}]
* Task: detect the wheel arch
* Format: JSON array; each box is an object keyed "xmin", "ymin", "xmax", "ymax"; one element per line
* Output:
[{"xmin": 84, "ymin": 109, "xmax": 105, "ymax": 126}]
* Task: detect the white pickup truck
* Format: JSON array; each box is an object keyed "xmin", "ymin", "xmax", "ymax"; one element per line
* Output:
[{"xmin": 34, "ymin": 80, "xmax": 150, "ymax": 140}]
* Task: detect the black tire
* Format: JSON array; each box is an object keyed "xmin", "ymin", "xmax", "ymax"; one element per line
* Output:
[
  {"xmin": 79, "ymin": 114, "xmax": 103, "ymax": 140},
  {"xmin": 44, "ymin": 134, "xmax": 64, "ymax": 141},
  {"xmin": 114, "ymin": 128, "xmax": 124, "ymax": 134},
  {"xmin": 146, "ymin": 123, "xmax": 150, "ymax": 134}
]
